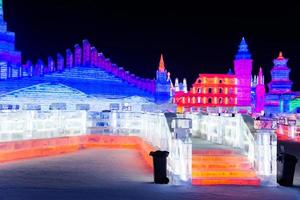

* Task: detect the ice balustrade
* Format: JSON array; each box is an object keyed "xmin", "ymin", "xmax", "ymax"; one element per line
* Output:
[
  {"xmin": 188, "ymin": 113, "xmax": 255, "ymax": 161},
  {"xmin": 87, "ymin": 111, "xmax": 192, "ymax": 184},
  {"xmin": 5, "ymin": 40, "xmax": 156, "ymax": 94},
  {"xmin": 0, "ymin": 109, "xmax": 192, "ymax": 184},
  {"xmin": 0, "ymin": 110, "xmax": 87, "ymax": 142},
  {"xmin": 134, "ymin": 112, "xmax": 192, "ymax": 184},
  {"xmin": 188, "ymin": 112, "xmax": 277, "ymax": 186}
]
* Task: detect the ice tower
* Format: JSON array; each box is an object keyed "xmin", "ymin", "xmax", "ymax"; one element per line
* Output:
[
  {"xmin": 0, "ymin": 0, "xmax": 22, "ymax": 79},
  {"xmin": 155, "ymin": 54, "xmax": 171, "ymax": 103},
  {"xmin": 265, "ymin": 52, "xmax": 294, "ymax": 114},
  {"xmin": 268, "ymin": 52, "xmax": 292, "ymax": 94},
  {"xmin": 234, "ymin": 37, "xmax": 252, "ymax": 109},
  {"xmin": 255, "ymin": 67, "xmax": 265, "ymax": 113}
]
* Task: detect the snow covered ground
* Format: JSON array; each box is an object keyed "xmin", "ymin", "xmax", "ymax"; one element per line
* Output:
[{"xmin": 0, "ymin": 149, "xmax": 299, "ymax": 200}]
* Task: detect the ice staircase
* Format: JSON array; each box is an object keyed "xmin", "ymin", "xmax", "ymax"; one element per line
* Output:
[
  {"xmin": 0, "ymin": 66, "xmax": 152, "ymax": 99},
  {"xmin": 192, "ymin": 149, "xmax": 261, "ymax": 186}
]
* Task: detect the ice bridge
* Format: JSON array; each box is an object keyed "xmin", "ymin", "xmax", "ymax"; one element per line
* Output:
[
  {"xmin": 0, "ymin": 37, "xmax": 277, "ymax": 186},
  {"xmin": 0, "ymin": 0, "xmax": 277, "ymax": 187},
  {"xmin": 0, "ymin": 108, "xmax": 277, "ymax": 186}
]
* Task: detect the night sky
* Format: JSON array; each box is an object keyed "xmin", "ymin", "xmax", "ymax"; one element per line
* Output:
[{"xmin": 4, "ymin": 0, "xmax": 300, "ymax": 90}]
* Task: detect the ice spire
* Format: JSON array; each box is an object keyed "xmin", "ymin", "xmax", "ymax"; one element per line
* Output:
[
  {"xmin": 227, "ymin": 68, "xmax": 234, "ymax": 75},
  {"xmin": 258, "ymin": 67, "xmax": 263, "ymax": 84},
  {"xmin": 255, "ymin": 67, "xmax": 266, "ymax": 113},
  {"xmin": 175, "ymin": 78, "xmax": 179, "ymax": 92},
  {"xmin": 158, "ymin": 54, "xmax": 165, "ymax": 72},
  {"xmin": 167, "ymin": 72, "xmax": 171, "ymax": 81},
  {"xmin": 183, "ymin": 78, "xmax": 187, "ymax": 93},
  {"xmin": 274, "ymin": 51, "xmax": 288, "ymax": 67},
  {"xmin": 235, "ymin": 37, "xmax": 251, "ymax": 59},
  {"xmin": 277, "ymin": 51, "xmax": 284, "ymax": 59}
]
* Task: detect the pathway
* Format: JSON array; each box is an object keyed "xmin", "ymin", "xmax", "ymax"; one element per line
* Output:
[{"xmin": 0, "ymin": 149, "xmax": 299, "ymax": 200}]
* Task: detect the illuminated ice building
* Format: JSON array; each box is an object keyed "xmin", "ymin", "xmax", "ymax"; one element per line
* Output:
[
  {"xmin": 173, "ymin": 37, "xmax": 300, "ymax": 116},
  {"xmin": 174, "ymin": 37, "xmax": 263, "ymax": 113},
  {"xmin": 1, "ymin": 0, "xmax": 297, "ymax": 116},
  {"xmin": 0, "ymin": 3, "xmax": 174, "ymax": 112},
  {"xmin": 0, "ymin": 1, "xmax": 22, "ymax": 76},
  {"xmin": 264, "ymin": 52, "xmax": 295, "ymax": 115}
]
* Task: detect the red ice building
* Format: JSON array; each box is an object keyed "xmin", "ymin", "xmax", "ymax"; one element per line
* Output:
[
  {"xmin": 173, "ymin": 73, "xmax": 238, "ymax": 112},
  {"xmin": 173, "ymin": 37, "xmax": 258, "ymax": 113}
]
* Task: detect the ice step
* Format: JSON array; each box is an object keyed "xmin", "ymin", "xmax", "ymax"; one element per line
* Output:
[
  {"xmin": 192, "ymin": 169, "xmax": 257, "ymax": 178},
  {"xmin": 192, "ymin": 177, "xmax": 261, "ymax": 186},
  {"xmin": 192, "ymin": 155, "xmax": 248, "ymax": 162},
  {"xmin": 192, "ymin": 148, "xmax": 260, "ymax": 186},
  {"xmin": 192, "ymin": 162, "xmax": 252, "ymax": 170},
  {"xmin": 192, "ymin": 149, "xmax": 236, "ymax": 155}
]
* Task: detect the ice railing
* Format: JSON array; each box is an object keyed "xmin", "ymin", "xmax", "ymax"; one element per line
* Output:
[
  {"xmin": 239, "ymin": 115, "xmax": 255, "ymax": 164},
  {"xmin": 0, "ymin": 110, "xmax": 87, "ymax": 142},
  {"xmin": 187, "ymin": 113, "xmax": 255, "ymax": 162},
  {"xmin": 187, "ymin": 112, "xmax": 277, "ymax": 186},
  {"xmin": 87, "ymin": 111, "xmax": 192, "ymax": 184},
  {"xmin": 140, "ymin": 113, "xmax": 192, "ymax": 184},
  {"xmin": 0, "ymin": 110, "xmax": 192, "ymax": 184}
]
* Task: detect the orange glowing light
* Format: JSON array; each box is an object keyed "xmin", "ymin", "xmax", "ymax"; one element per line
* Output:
[
  {"xmin": 192, "ymin": 178, "xmax": 260, "ymax": 186},
  {"xmin": 0, "ymin": 135, "xmax": 156, "ymax": 170},
  {"xmin": 225, "ymin": 97, "xmax": 228, "ymax": 105}
]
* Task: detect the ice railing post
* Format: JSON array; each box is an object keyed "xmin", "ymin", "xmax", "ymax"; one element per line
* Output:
[
  {"xmin": 253, "ymin": 119, "xmax": 277, "ymax": 186},
  {"xmin": 170, "ymin": 117, "xmax": 192, "ymax": 185}
]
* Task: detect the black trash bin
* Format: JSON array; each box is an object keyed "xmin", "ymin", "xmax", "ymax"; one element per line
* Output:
[
  {"xmin": 277, "ymin": 153, "xmax": 298, "ymax": 186},
  {"xmin": 149, "ymin": 150, "xmax": 169, "ymax": 184}
]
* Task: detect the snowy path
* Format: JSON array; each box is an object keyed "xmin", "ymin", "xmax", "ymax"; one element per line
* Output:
[{"xmin": 0, "ymin": 149, "xmax": 299, "ymax": 200}]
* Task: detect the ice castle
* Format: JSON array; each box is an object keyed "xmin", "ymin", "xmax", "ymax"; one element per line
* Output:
[
  {"xmin": 173, "ymin": 38, "xmax": 300, "ymax": 115},
  {"xmin": 0, "ymin": 1, "xmax": 174, "ymax": 112},
  {"xmin": 1, "ymin": 0, "xmax": 300, "ymax": 116},
  {"xmin": 0, "ymin": 1, "xmax": 285, "ymax": 186}
]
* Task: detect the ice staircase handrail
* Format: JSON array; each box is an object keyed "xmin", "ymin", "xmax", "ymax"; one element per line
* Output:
[{"xmin": 239, "ymin": 115, "xmax": 255, "ymax": 165}]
